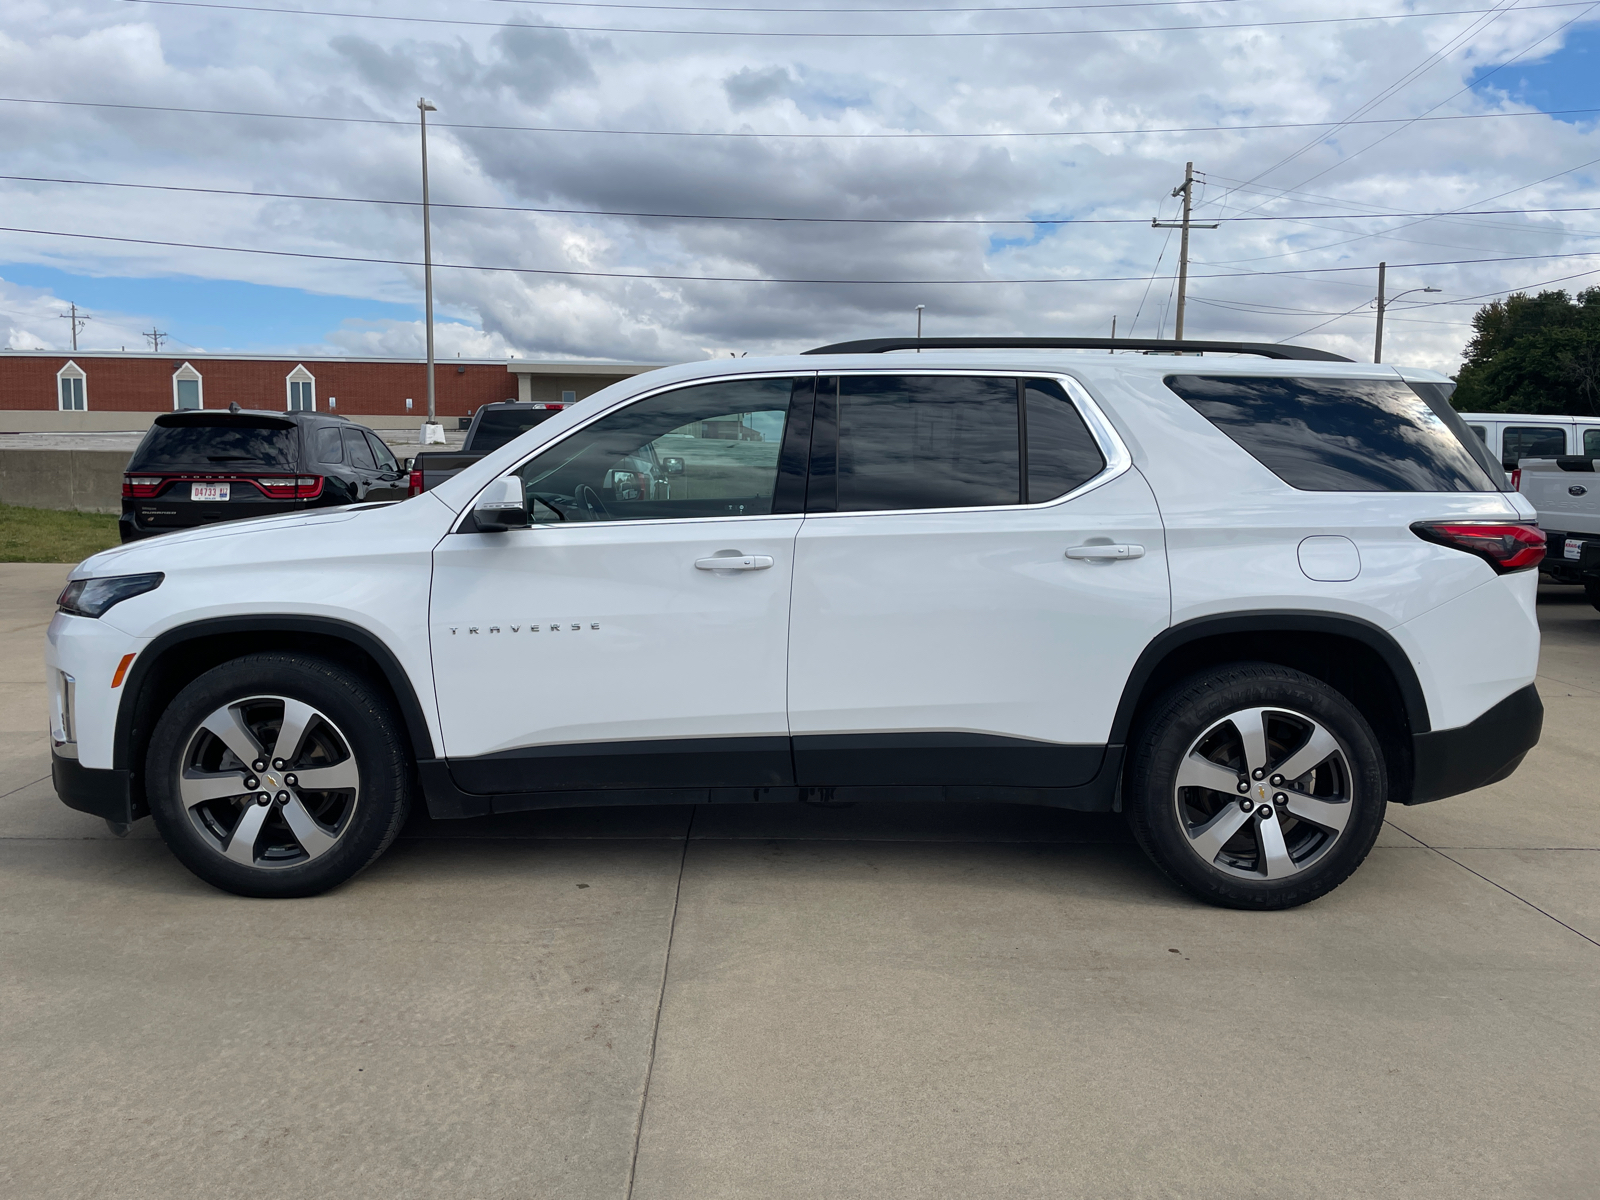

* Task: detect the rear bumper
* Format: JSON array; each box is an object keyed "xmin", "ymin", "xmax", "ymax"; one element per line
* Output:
[
  {"xmin": 1539, "ymin": 531, "xmax": 1600, "ymax": 577},
  {"xmin": 52, "ymin": 748, "xmax": 133, "ymax": 823},
  {"xmin": 1408, "ymin": 684, "xmax": 1542, "ymax": 804}
]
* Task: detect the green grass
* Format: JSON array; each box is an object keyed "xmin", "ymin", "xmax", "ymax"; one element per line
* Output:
[{"xmin": 0, "ymin": 503, "xmax": 121, "ymax": 563}]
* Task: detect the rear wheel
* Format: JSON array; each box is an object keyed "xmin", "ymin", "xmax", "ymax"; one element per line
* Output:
[
  {"xmin": 146, "ymin": 653, "xmax": 411, "ymax": 898},
  {"xmin": 1126, "ymin": 663, "xmax": 1386, "ymax": 910}
]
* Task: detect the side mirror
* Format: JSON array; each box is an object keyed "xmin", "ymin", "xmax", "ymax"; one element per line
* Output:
[
  {"xmin": 472, "ymin": 477, "xmax": 530, "ymax": 532},
  {"xmin": 664, "ymin": 456, "xmax": 685, "ymax": 475},
  {"xmin": 401, "ymin": 457, "xmax": 414, "ymax": 471}
]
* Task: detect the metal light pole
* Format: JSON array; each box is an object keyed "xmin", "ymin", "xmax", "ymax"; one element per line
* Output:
[
  {"xmin": 418, "ymin": 98, "xmax": 441, "ymax": 441},
  {"xmin": 1373, "ymin": 261, "xmax": 1440, "ymax": 363}
]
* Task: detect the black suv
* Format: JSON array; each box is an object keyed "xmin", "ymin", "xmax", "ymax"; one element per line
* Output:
[{"xmin": 120, "ymin": 408, "xmax": 409, "ymax": 542}]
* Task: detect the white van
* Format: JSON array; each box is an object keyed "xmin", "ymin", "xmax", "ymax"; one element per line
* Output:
[{"xmin": 1459, "ymin": 413, "xmax": 1600, "ymax": 471}]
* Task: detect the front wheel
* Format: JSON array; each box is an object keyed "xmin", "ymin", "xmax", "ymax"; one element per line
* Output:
[
  {"xmin": 1126, "ymin": 663, "xmax": 1386, "ymax": 910},
  {"xmin": 146, "ymin": 653, "xmax": 412, "ymax": 898}
]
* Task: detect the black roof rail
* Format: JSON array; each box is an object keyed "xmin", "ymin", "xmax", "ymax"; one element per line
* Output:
[{"xmin": 802, "ymin": 336, "xmax": 1351, "ymax": 362}]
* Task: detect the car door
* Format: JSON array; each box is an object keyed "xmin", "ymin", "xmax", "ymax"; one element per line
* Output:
[
  {"xmin": 341, "ymin": 427, "xmax": 380, "ymax": 500},
  {"xmin": 786, "ymin": 372, "xmax": 1170, "ymax": 791},
  {"xmin": 362, "ymin": 430, "xmax": 409, "ymax": 501},
  {"xmin": 429, "ymin": 374, "xmax": 813, "ymax": 798}
]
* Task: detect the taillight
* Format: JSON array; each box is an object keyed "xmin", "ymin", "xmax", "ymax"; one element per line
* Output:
[
  {"xmin": 408, "ymin": 468, "xmax": 424, "ymax": 497},
  {"xmin": 253, "ymin": 476, "xmax": 324, "ymax": 499},
  {"xmin": 1411, "ymin": 521, "xmax": 1546, "ymax": 574},
  {"xmin": 1510, "ymin": 468, "xmax": 1522, "ymax": 490},
  {"xmin": 123, "ymin": 475, "xmax": 165, "ymax": 498}
]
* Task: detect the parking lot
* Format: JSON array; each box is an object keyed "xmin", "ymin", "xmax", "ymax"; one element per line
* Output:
[{"xmin": 2, "ymin": 561, "xmax": 1596, "ymax": 1199}]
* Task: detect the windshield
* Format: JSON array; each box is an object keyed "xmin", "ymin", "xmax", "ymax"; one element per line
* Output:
[{"xmin": 130, "ymin": 418, "xmax": 299, "ymax": 470}]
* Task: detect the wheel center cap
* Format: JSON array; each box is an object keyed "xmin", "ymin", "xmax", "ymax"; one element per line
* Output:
[{"xmin": 263, "ymin": 771, "xmax": 282, "ymax": 791}]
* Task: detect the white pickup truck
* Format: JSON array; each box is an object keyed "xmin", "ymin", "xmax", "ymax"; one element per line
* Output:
[{"xmin": 1519, "ymin": 456, "xmax": 1600, "ymax": 604}]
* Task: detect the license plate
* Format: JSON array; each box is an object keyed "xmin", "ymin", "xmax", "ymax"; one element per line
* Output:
[
  {"xmin": 190, "ymin": 482, "xmax": 230, "ymax": 502},
  {"xmin": 1566, "ymin": 538, "xmax": 1583, "ymax": 561}
]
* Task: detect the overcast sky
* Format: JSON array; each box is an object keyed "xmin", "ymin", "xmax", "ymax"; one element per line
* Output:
[{"xmin": 1, "ymin": 0, "xmax": 1597, "ymax": 371}]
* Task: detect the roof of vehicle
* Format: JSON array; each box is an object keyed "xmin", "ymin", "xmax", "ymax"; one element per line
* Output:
[{"xmin": 152, "ymin": 406, "xmax": 349, "ymax": 427}]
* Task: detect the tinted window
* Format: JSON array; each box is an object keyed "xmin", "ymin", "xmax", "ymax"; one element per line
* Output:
[
  {"xmin": 365, "ymin": 431, "xmax": 399, "ymax": 472},
  {"xmin": 515, "ymin": 377, "xmax": 797, "ymax": 522},
  {"xmin": 471, "ymin": 406, "xmax": 563, "ymax": 453},
  {"xmin": 344, "ymin": 428, "xmax": 377, "ymax": 470},
  {"xmin": 1025, "ymin": 379, "xmax": 1106, "ymax": 501},
  {"xmin": 837, "ymin": 375, "xmax": 1019, "ymax": 511},
  {"xmin": 1586, "ymin": 429, "xmax": 1600, "ymax": 456},
  {"xmin": 1502, "ymin": 425, "xmax": 1566, "ymax": 469},
  {"xmin": 131, "ymin": 417, "xmax": 297, "ymax": 469},
  {"xmin": 1166, "ymin": 375, "xmax": 1497, "ymax": 493},
  {"xmin": 1467, "ymin": 424, "xmax": 1487, "ymax": 443},
  {"xmin": 314, "ymin": 427, "xmax": 343, "ymax": 465}
]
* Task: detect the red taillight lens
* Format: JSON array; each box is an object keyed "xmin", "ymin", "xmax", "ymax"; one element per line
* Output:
[
  {"xmin": 123, "ymin": 475, "xmax": 165, "ymax": 498},
  {"xmin": 1411, "ymin": 521, "xmax": 1546, "ymax": 574},
  {"xmin": 1510, "ymin": 468, "xmax": 1522, "ymax": 490},
  {"xmin": 408, "ymin": 468, "xmax": 424, "ymax": 497},
  {"xmin": 253, "ymin": 476, "xmax": 324, "ymax": 499}
]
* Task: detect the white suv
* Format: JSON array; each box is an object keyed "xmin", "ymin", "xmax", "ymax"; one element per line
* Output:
[{"xmin": 46, "ymin": 337, "xmax": 1545, "ymax": 909}]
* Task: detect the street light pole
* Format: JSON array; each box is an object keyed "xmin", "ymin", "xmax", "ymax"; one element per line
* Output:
[
  {"xmin": 418, "ymin": 97, "xmax": 441, "ymax": 442},
  {"xmin": 1373, "ymin": 261, "xmax": 1440, "ymax": 363},
  {"xmin": 915, "ymin": 304, "xmax": 924, "ymax": 352}
]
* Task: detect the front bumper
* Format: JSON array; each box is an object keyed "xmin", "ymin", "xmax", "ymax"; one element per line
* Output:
[
  {"xmin": 52, "ymin": 748, "xmax": 134, "ymax": 823},
  {"xmin": 1409, "ymin": 684, "xmax": 1543, "ymax": 804}
]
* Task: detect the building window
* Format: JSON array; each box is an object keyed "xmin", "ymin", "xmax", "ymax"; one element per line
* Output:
[
  {"xmin": 57, "ymin": 361, "xmax": 87, "ymax": 411},
  {"xmin": 287, "ymin": 365, "xmax": 316, "ymax": 411},
  {"xmin": 561, "ymin": 390, "xmax": 577, "ymax": 404},
  {"xmin": 173, "ymin": 362, "xmax": 203, "ymax": 410}
]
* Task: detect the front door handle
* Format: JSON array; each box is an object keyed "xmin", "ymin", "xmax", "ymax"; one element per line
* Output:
[
  {"xmin": 695, "ymin": 555, "xmax": 774, "ymax": 571},
  {"xmin": 1065, "ymin": 543, "xmax": 1145, "ymax": 561}
]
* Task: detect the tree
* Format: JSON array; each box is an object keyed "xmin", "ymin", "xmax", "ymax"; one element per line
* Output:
[{"xmin": 1452, "ymin": 288, "xmax": 1600, "ymax": 414}]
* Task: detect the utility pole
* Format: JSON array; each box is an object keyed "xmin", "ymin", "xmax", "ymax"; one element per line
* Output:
[
  {"xmin": 59, "ymin": 303, "xmax": 88, "ymax": 352},
  {"xmin": 1109, "ymin": 314, "xmax": 1116, "ymax": 351},
  {"xmin": 915, "ymin": 304, "xmax": 924, "ymax": 352},
  {"xmin": 1373, "ymin": 262, "xmax": 1439, "ymax": 363},
  {"xmin": 144, "ymin": 328, "xmax": 166, "ymax": 352},
  {"xmin": 1151, "ymin": 162, "xmax": 1218, "ymax": 342},
  {"xmin": 418, "ymin": 97, "xmax": 442, "ymax": 444}
]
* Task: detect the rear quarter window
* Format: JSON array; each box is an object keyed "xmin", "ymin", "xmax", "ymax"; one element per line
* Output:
[{"xmin": 1164, "ymin": 375, "xmax": 1497, "ymax": 493}]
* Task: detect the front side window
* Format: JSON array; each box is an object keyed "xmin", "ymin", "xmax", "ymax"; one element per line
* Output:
[
  {"xmin": 365, "ymin": 431, "xmax": 399, "ymax": 472},
  {"xmin": 514, "ymin": 377, "xmax": 798, "ymax": 522},
  {"xmin": 1467, "ymin": 424, "xmax": 1488, "ymax": 444},
  {"xmin": 1501, "ymin": 425, "xmax": 1566, "ymax": 469},
  {"xmin": 1166, "ymin": 375, "xmax": 1497, "ymax": 493},
  {"xmin": 836, "ymin": 375, "xmax": 1020, "ymax": 511},
  {"xmin": 57, "ymin": 363, "xmax": 86, "ymax": 411}
]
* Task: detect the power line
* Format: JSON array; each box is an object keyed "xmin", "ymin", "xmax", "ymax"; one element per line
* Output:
[
  {"xmin": 7, "ymin": 93, "xmax": 1597, "ymax": 140},
  {"xmin": 8, "ymin": 171, "xmax": 1600, "ymax": 228},
  {"xmin": 122, "ymin": 0, "xmax": 1597, "ymax": 38},
  {"xmin": 2, "ymin": 221, "xmax": 1595, "ymax": 284}
]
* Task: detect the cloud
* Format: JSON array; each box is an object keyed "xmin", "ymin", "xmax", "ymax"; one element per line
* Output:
[{"xmin": 1, "ymin": 4, "xmax": 1598, "ymax": 371}]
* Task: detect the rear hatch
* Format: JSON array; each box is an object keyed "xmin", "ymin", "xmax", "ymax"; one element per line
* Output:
[{"xmin": 124, "ymin": 413, "xmax": 320, "ymax": 528}]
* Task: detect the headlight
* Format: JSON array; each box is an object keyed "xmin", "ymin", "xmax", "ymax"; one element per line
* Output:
[{"xmin": 57, "ymin": 573, "xmax": 165, "ymax": 618}]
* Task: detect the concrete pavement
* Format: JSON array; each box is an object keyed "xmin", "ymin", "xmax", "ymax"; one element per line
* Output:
[{"xmin": 2, "ymin": 564, "xmax": 1596, "ymax": 1198}]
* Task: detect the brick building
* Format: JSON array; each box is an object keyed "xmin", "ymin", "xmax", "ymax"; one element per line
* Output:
[{"xmin": 0, "ymin": 351, "xmax": 663, "ymax": 429}]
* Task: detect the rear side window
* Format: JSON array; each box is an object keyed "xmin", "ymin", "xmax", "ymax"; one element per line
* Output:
[
  {"xmin": 314, "ymin": 427, "xmax": 343, "ymax": 464},
  {"xmin": 1025, "ymin": 379, "xmax": 1106, "ymax": 501},
  {"xmin": 836, "ymin": 375, "xmax": 1019, "ymax": 511},
  {"xmin": 1165, "ymin": 375, "xmax": 1497, "ymax": 493},
  {"xmin": 1467, "ymin": 424, "xmax": 1487, "ymax": 443},
  {"xmin": 471, "ymin": 406, "xmax": 562, "ymax": 453},
  {"xmin": 343, "ymin": 428, "xmax": 377, "ymax": 470},
  {"xmin": 130, "ymin": 417, "xmax": 297, "ymax": 470},
  {"xmin": 1585, "ymin": 429, "xmax": 1600, "ymax": 456},
  {"xmin": 1501, "ymin": 425, "xmax": 1566, "ymax": 469}
]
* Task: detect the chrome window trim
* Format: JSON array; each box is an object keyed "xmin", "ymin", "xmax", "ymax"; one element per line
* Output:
[{"xmin": 474, "ymin": 366, "xmax": 1131, "ymax": 529}]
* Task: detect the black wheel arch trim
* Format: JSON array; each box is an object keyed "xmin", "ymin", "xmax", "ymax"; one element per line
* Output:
[
  {"xmin": 113, "ymin": 615, "xmax": 438, "ymax": 773},
  {"xmin": 1110, "ymin": 610, "xmax": 1432, "ymax": 744}
]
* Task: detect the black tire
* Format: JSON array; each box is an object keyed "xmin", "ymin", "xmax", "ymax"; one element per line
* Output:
[
  {"xmin": 1584, "ymin": 578, "xmax": 1600, "ymax": 613},
  {"xmin": 146, "ymin": 652, "xmax": 412, "ymax": 898},
  {"xmin": 1125, "ymin": 662, "xmax": 1386, "ymax": 910}
]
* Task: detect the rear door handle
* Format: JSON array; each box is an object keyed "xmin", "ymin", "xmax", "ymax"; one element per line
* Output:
[
  {"xmin": 695, "ymin": 555, "xmax": 774, "ymax": 571},
  {"xmin": 1065, "ymin": 543, "xmax": 1145, "ymax": 561}
]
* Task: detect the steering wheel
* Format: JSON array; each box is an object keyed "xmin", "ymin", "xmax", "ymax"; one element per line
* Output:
[{"xmin": 574, "ymin": 482, "xmax": 609, "ymax": 521}]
